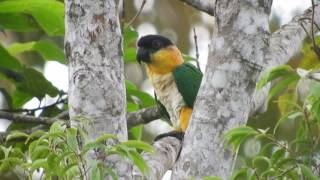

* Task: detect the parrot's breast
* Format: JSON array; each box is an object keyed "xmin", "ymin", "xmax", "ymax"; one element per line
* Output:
[{"xmin": 150, "ymin": 73, "xmax": 185, "ymax": 128}]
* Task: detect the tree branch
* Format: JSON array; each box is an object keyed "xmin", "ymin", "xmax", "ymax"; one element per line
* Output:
[
  {"xmin": 268, "ymin": 4, "xmax": 320, "ymax": 67},
  {"xmin": 251, "ymin": 4, "xmax": 320, "ymax": 115},
  {"xmin": 0, "ymin": 107, "xmax": 161, "ymax": 128},
  {"xmin": 177, "ymin": 0, "xmax": 215, "ymax": 16},
  {"xmin": 132, "ymin": 137, "xmax": 182, "ymax": 179},
  {"xmin": 0, "ymin": 111, "xmax": 57, "ymax": 125},
  {"xmin": 126, "ymin": 107, "xmax": 161, "ymax": 128}
]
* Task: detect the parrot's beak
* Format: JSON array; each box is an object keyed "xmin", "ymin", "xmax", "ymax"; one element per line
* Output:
[{"xmin": 136, "ymin": 47, "xmax": 150, "ymax": 64}]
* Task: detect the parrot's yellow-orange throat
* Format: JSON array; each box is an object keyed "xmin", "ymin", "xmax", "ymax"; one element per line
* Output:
[{"xmin": 146, "ymin": 45, "xmax": 184, "ymax": 76}]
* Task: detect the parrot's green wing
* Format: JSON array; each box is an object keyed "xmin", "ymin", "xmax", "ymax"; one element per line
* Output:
[
  {"xmin": 173, "ymin": 63, "xmax": 203, "ymax": 107},
  {"xmin": 154, "ymin": 92, "xmax": 172, "ymax": 126}
]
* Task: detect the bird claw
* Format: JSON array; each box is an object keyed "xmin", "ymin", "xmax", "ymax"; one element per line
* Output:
[{"xmin": 154, "ymin": 131, "xmax": 184, "ymax": 141}]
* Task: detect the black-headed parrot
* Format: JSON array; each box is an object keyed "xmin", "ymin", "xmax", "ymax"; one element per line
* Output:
[{"xmin": 136, "ymin": 35, "xmax": 203, "ymax": 140}]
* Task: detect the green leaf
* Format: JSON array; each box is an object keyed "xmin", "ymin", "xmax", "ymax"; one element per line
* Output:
[
  {"xmin": 224, "ymin": 126, "xmax": 258, "ymax": 150},
  {"xmin": 47, "ymin": 153, "xmax": 59, "ymax": 174},
  {"xmin": 95, "ymin": 134, "xmax": 117, "ymax": 143},
  {"xmin": 90, "ymin": 161, "xmax": 103, "ymax": 180},
  {"xmin": 267, "ymin": 73, "xmax": 299, "ymax": 102},
  {"xmin": 128, "ymin": 150, "xmax": 149, "ymax": 174},
  {"xmin": 124, "ymin": 26, "xmax": 138, "ymax": 47},
  {"xmin": 7, "ymin": 122, "xmax": 39, "ymax": 131},
  {"xmin": 30, "ymin": 159, "xmax": 48, "ymax": 170},
  {"xmin": 299, "ymin": 164, "xmax": 317, "ymax": 180},
  {"xmin": 66, "ymin": 127, "xmax": 78, "ymax": 152},
  {"xmin": 127, "ymin": 102, "xmax": 139, "ymax": 112},
  {"xmin": 7, "ymin": 40, "xmax": 66, "ymax": 64},
  {"xmin": 105, "ymin": 168, "xmax": 118, "ymax": 180},
  {"xmin": 129, "ymin": 125, "xmax": 143, "ymax": 140},
  {"xmin": 256, "ymin": 65, "xmax": 295, "ymax": 89},
  {"xmin": 60, "ymin": 163, "xmax": 79, "ymax": 178},
  {"xmin": 0, "ymin": 44, "xmax": 21, "ymax": 70},
  {"xmin": 0, "ymin": 13, "xmax": 39, "ymax": 32},
  {"xmin": 30, "ymin": 145, "xmax": 50, "ymax": 160},
  {"xmin": 121, "ymin": 140, "xmax": 154, "ymax": 153},
  {"xmin": 124, "ymin": 47, "xmax": 136, "ymax": 63},
  {"xmin": 0, "ymin": 0, "xmax": 64, "ymax": 36},
  {"xmin": 16, "ymin": 67, "xmax": 59, "ymax": 99},
  {"xmin": 182, "ymin": 53, "xmax": 196, "ymax": 62},
  {"xmin": 231, "ymin": 168, "xmax": 249, "ymax": 180},
  {"xmin": 273, "ymin": 110, "xmax": 303, "ymax": 134},
  {"xmin": 11, "ymin": 90, "xmax": 33, "ymax": 108},
  {"xmin": 128, "ymin": 89, "xmax": 155, "ymax": 107},
  {"xmin": 125, "ymin": 80, "xmax": 137, "ymax": 90},
  {"xmin": 6, "ymin": 131, "xmax": 29, "ymax": 142},
  {"xmin": 0, "ymin": 157, "xmax": 23, "ymax": 173},
  {"xmin": 270, "ymin": 148, "xmax": 286, "ymax": 165},
  {"xmin": 252, "ymin": 156, "xmax": 271, "ymax": 174}
]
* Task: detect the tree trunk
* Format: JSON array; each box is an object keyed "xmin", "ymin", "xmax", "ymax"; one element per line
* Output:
[
  {"xmin": 172, "ymin": 0, "xmax": 273, "ymax": 179},
  {"xmin": 65, "ymin": 0, "xmax": 130, "ymax": 178}
]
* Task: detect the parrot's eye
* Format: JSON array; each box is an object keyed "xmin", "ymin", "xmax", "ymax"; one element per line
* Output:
[{"xmin": 152, "ymin": 40, "xmax": 162, "ymax": 49}]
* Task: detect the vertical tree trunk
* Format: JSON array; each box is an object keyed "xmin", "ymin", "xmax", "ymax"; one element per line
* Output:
[
  {"xmin": 172, "ymin": 0, "xmax": 272, "ymax": 179},
  {"xmin": 65, "ymin": 0, "xmax": 130, "ymax": 178}
]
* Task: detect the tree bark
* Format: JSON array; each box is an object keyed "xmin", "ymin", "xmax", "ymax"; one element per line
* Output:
[
  {"xmin": 65, "ymin": 0, "xmax": 130, "ymax": 178},
  {"xmin": 172, "ymin": 1, "xmax": 320, "ymax": 179},
  {"xmin": 172, "ymin": 0, "xmax": 272, "ymax": 179}
]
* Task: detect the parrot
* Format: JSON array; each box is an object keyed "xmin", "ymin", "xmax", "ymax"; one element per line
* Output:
[{"xmin": 136, "ymin": 35, "xmax": 203, "ymax": 140}]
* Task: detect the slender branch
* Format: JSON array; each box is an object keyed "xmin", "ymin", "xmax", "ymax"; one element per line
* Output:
[
  {"xmin": 177, "ymin": 0, "xmax": 215, "ymax": 16},
  {"xmin": 0, "ymin": 107, "xmax": 161, "ymax": 128},
  {"xmin": 126, "ymin": 0, "xmax": 146, "ymax": 27},
  {"xmin": 0, "ymin": 111, "xmax": 58, "ymax": 125},
  {"xmin": 193, "ymin": 28, "xmax": 201, "ymax": 71}
]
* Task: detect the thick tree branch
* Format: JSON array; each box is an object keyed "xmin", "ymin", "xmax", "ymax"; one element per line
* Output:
[
  {"xmin": 251, "ymin": 4, "xmax": 320, "ymax": 115},
  {"xmin": 132, "ymin": 137, "xmax": 182, "ymax": 180},
  {"xmin": 126, "ymin": 107, "xmax": 161, "ymax": 127},
  {"xmin": 177, "ymin": 0, "xmax": 215, "ymax": 16},
  {"xmin": 268, "ymin": 4, "xmax": 320, "ymax": 67}
]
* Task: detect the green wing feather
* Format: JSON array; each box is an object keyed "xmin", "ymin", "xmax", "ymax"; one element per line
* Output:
[
  {"xmin": 154, "ymin": 92, "xmax": 172, "ymax": 126},
  {"xmin": 173, "ymin": 63, "xmax": 203, "ymax": 107}
]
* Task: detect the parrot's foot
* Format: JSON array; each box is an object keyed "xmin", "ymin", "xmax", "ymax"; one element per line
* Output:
[{"xmin": 154, "ymin": 131, "xmax": 184, "ymax": 141}]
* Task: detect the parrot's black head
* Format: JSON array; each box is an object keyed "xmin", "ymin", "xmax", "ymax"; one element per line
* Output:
[{"xmin": 136, "ymin": 35, "xmax": 173, "ymax": 64}]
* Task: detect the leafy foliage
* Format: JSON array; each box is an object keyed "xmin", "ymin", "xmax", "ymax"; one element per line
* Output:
[
  {"xmin": 0, "ymin": 120, "xmax": 153, "ymax": 179},
  {"xmin": 225, "ymin": 61, "xmax": 320, "ymax": 179},
  {"xmin": 0, "ymin": 0, "xmax": 158, "ymax": 179}
]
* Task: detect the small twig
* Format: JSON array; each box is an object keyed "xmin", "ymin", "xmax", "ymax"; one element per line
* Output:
[
  {"xmin": 193, "ymin": 28, "xmax": 201, "ymax": 71},
  {"xmin": 126, "ymin": 0, "xmax": 146, "ymax": 27},
  {"xmin": 271, "ymin": 166, "xmax": 297, "ymax": 179},
  {"xmin": 300, "ymin": 20, "xmax": 313, "ymax": 40}
]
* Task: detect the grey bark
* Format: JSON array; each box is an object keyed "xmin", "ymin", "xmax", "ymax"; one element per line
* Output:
[
  {"xmin": 172, "ymin": 1, "xmax": 320, "ymax": 179},
  {"xmin": 172, "ymin": 0, "xmax": 271, "ymax": 179},
  {"xmin": 178, "ymin": 0, "xmax": 215, "ymax": 16},
  {"xmin": 133, "ymin": 137, "xmax": 182, "ymax": 180},
  {"xmin": 65, "ymin": 0, "xmax": 182, "ymax": 179},
  {"xmin": 65, "ymin": 0, "xmax": 130, "ymax": 178}
]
